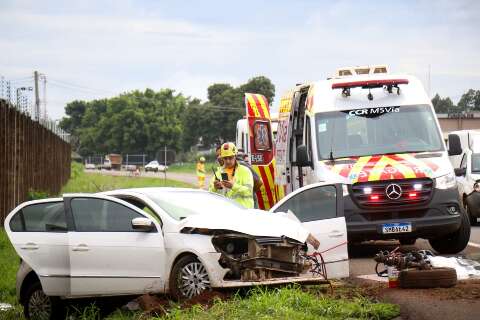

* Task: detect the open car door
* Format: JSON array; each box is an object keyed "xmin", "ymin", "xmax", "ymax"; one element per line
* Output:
[
  {"xmin": 244, "ymin": 93, "xmax": 276, "ymax": 210},
  {"xmin": 270, "ymin": 183, "xmax": 349, "ymax": 279}
]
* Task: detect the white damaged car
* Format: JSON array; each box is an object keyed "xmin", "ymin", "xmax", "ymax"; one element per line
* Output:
[{"xmin": 4, "ymin": 184, "xmax": 349, "ymax": 319}]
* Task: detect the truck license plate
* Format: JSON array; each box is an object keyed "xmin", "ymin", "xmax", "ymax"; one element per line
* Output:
[{"xmin": 382, "ymin": 223, "xmax": 412, "ymax": 234}]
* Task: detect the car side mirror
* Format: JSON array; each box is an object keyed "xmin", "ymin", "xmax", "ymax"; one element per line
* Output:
[
  {"xmin": 296, "ymin": 145, "xmax": 312, "ymax": 167},
  {"xmin": 448, "ymin": 134, "xmax": 462, "ymax": 156},
  {"xmin": 132, "ymin": 217, "xmax": 155, "ymax": 232},
  {"xmin": 454, "ymin": 167, "xmax": 466, "ymax": 177}
]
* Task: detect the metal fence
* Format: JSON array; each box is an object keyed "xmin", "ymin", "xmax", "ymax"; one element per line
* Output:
[
  {"xmin": 0, "ymin": 75, "xmax": 70, "ymax": 143},
  {"xmin": 0, "ymin": 99, "xmax": 71, "ymax": 222}
]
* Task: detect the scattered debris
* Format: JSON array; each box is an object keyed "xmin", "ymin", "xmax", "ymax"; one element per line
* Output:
[
  {"xmin": 429, "ymin": 256, "xmax": 480, "ymax": 280},
  {"xmin": 0, "ymin": 303, "xmax": 13, "ymax": 311}
]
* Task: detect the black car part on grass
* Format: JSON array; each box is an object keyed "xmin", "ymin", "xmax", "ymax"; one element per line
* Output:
[{"xmin": 373, "ymin": 247, "xmax": 457, "ymax": 288}]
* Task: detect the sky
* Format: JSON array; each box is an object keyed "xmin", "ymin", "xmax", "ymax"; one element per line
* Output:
[{"xmin": 1, "ymin": 0, "xmax": 479, "ymax": 120}]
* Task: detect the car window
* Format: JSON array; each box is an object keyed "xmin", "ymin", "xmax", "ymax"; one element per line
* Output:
[
  {"xmin": 71, "ymin": 198, "xmax": 147, "ymax": 232},
  {"xmin": 274, "ymin": 186, "xmax": 337, "ymax": 222},
  {"xmin": 9, "ymin": 202, "xmax": 67, "ymax": 232}
]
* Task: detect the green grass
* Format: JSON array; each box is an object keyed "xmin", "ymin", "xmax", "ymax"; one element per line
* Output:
[
  {"xmin": 167, "ymin": 162, "xmax": 216, "ymax": 174},
  {"xmin": 61, "ymin": 162, "xmax": 193, "ymax": 194}
]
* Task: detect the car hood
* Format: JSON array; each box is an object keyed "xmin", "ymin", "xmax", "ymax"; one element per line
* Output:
[{"xmin": 178, "ymin": 209, "xmax": 310, "ymax": 243}]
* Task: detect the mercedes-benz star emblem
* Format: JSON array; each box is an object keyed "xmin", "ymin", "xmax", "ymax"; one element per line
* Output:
[{"xmin": 385, "ymin": 183, "xmax": 402, "ymax": 200}]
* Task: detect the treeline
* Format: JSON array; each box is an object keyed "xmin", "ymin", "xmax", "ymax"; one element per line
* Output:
[
  {"xmin": 60, "ymin": 76, "xmax": 274, "ymax": 157},
  {"xmin": 432, "ymin": 89, "xmax": 480, "ymax": 113}
]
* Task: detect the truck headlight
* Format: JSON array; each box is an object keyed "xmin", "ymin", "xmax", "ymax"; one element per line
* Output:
[{"xmin": 436, "ymin": 172, "xmax": 457, "ymax": 189}]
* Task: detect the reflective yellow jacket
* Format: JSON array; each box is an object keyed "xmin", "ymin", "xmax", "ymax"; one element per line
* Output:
[
  {"xmin": 196, "ymin": 162, "xmax": 206, "ymax": 178},
  {"xmin": 209, "ymin": 163, "xmax": 254, "ymax": 209}
]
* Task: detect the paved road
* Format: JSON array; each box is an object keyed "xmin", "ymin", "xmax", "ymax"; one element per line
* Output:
[{"xmin": 349, "ymin": 230, "xmax": 480, "ymax": 278}]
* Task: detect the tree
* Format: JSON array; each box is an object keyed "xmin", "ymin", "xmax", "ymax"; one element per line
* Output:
[
  {"xmin": 239, "ymin": 76, "xmax": 275, "ymax": 105},
  {"xmin": 59, "ymin": 100, "xmax": 87, "ymax": 133},
  {"xmin": 458, "ymin": 89, "xmax": 480, "ymax": 111},
  {"xmin": 431, "ymin": 94, "xmax": 454, "ymax": 113}
]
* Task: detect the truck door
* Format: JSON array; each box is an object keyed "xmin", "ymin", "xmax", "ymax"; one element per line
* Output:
[
  {"xmin": 290, "ymin": 87, "xmax": 309, "ymax": 191},
  {"xmin": 244, "ymin": 93, "xmax": 276, "ymax": 209}
]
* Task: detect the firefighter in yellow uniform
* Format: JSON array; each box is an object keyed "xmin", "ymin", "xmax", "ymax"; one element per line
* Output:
[
  {"xmin": 196, "ymin": 156, "xmax": 206, "ymax": 189},
  {"xmin": 209, "ymin": 142, "xmax": 254, "ymax": 209}
]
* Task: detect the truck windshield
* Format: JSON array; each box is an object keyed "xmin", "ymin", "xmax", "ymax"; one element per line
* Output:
[
  {"xmin": 471, "ymin": 154, "xmax": 480, "ymax": 173},
  {"xmin": 315, "ymin": 105, "xmax": 444, "ymax": 160}
]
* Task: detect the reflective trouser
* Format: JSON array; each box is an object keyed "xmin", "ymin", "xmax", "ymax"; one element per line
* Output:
[{"xmin": 197, "ymin": 176, "xmax": 205, "ymax": 189}]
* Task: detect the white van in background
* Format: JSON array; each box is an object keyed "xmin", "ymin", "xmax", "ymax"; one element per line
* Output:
[{"xmin": 448, "ymin": 130, "xmax": 480, "ymax": 225}]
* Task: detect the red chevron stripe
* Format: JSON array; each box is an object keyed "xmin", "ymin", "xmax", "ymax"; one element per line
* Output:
[
  {"xmin": 258, "ymin": 166, "xmax": 274, "ymax": 207},
  {"xmin": 251, "ymin": 94, "xmax": 265, "ymax": 118}
]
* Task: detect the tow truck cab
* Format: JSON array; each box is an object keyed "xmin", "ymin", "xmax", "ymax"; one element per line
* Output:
[{"xmin": 247, "ymin": 65, "xmax": 470, "ymax": 254}]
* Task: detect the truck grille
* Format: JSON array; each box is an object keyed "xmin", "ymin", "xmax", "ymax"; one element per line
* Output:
[{"xmin": 350, "ymin": 178, "xmax": 433, "ymax": 208}]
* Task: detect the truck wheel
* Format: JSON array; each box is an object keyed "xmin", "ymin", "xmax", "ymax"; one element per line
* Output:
[
  {"xmin": 398, "ymin": 267, "xmax": 457, "ymax": 288},
  {"xmin": 399, "ymin": 238, "xmax": 416, "ymax": 245},
  {"xmin": 23, "ymin": 281, "xmax": 63, "ymax": 320},
  {"xmin": 466, "ymin": 204, "xmax": 479, "ymax": 226},
  {"xmin": 169, "ymin": 255, "xmax": 211, "ymax": 300},
  {"xmin": 429, "ymin": 209, "xmax": 471, "ymax": 254}
]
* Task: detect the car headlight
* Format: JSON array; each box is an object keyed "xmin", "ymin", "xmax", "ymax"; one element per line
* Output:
[{"xmin": 436, "ymin": 172, "xmax": 457, "ymax": 189}]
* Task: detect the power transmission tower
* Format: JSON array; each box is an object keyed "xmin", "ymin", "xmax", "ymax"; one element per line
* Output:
[{"xmin": 34, "ymin": 71, "xmax": 40, "ymax": 121}]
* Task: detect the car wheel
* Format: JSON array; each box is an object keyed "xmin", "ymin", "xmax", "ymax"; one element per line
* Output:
[
  {"xmin": 399, "ymin": 238, "xmax": 416, "ymax": 246},
  {"xmin": 398, "ymin": 267, "xmax": 457, "ymax": 288},
  {"xmin": 24, "ymin": 281, "xmax": 63, "ymax": 320},
  {"xmin": 466, "ymin": 204, "xmax": 479, "ymax": 226},
  {"xmin": 169, "ymin": 255, "xmax": 211, "ymax": 300},
  {"xmin": 429, "ymin": 208, "xmax": 471, "ymax": 254}
]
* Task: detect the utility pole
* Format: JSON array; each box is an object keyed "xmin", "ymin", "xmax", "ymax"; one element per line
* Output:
[{"xmin": 34, "ymin": 71, "xmax": 40, "ymax": 121}]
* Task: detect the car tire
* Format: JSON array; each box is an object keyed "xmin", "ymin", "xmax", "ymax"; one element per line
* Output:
[
  {"xmin": 169, "ymin": 255, "xmax": 211, "ymax": 300},
  {"xmin": 398, "ymin": 267, "xmax": 457, "ymax": 288},
  {"xmin": 23, "ymin": 281, "xmax": 64, "ymax": 320},
  {"xmin": 466, "ymin": 204, "xmax": 479, "ymax": 226},
  {"xmin": 399, "ymin": 238, "xmax": 416, "ymax": 246},
  {"xmin": 428, "ymin": 208, "xmax": 471, "ymax": 254}
]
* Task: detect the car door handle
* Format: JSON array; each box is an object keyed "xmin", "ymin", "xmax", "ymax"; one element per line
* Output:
[
  {"xmin": 328, "ymin": 231, "xmax": 344, "ymax": 238},
  {"xmin": 21, "ymin": 243, "xmax": 39, "ymax": 250},
  {"xmin": 72, "ymin": 244, "xmax": 89, "ymax": 252}
]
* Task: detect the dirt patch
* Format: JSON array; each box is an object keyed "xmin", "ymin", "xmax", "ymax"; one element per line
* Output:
[
  {"xmin": 350, "ymin": 278, "xmax": 480, "ymax": 320},
  {"xmin": 137, "ymin": 294, "xmax": 171, "ymax": 316},
  {"xmin": 136, "ymin": 290, "xmax": 231, "ymax": 316},
  {"xmin": 181, "ymin": 290, "xmax": 231, "ymax": 309}
]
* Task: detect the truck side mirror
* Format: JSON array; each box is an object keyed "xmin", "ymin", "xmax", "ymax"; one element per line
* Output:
[
  {"xmin": 454, "ymin": 167, "xmax": 466, "ymax": 177},
  {"xmin": 296, "ymin": 145, "xmax": 312, "ymax": 167},
  {"xmin": 448, "ymin": 134, "xmax": 462, "ymax": 156}
]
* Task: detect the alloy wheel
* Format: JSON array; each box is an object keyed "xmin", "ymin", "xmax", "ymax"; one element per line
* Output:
[{"xmin": 179, "ymin": 261, "xmax": 211, "ymax": 298}]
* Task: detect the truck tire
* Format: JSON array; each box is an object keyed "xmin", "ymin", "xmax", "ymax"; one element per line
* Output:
[
  {"xmin": 398, "ymin": 267, "xmax": 457, "ymax": 288},
  {"xmin": 466, "ymin": 204, "xmax": 479, "ymax": 226},
  {"xmin": 428, "ymin": 209, "xmax": 471, "ymax": 254}
]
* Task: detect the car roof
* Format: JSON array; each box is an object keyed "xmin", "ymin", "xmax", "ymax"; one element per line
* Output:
[{"xmin": 100, "ymin": 187, "xmax": 209, "ymax": 197}]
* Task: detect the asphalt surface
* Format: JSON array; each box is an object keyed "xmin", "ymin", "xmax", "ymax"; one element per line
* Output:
[{"xmin": 349, "ymin": 226, "xmax": 480, "ymax": 277}]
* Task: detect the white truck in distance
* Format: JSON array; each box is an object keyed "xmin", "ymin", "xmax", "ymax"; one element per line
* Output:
[{"xmin": 448, "ymin": 130, "xmax": 480, "ymax": 225}]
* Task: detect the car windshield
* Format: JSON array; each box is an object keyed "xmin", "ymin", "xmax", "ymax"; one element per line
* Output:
[
  {"xmin": 315, "ymin": 104, "xmax": 444, "ymax": 160},
  {"xmin": 471, "ymin": 154, "xmax": 480, "ymax": 173},
  {"xmin": 147, "ymin": 191, "xmax": 245, "ymax": 220}
]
